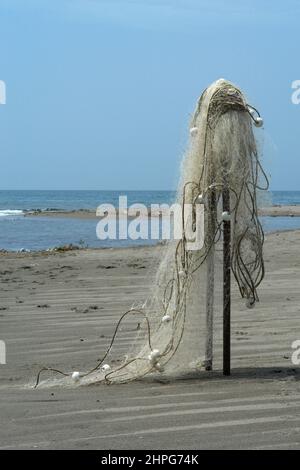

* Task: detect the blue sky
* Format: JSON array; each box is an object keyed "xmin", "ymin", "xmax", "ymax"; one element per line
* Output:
[{"xmin": 0, "ymin": 0, "xmax": 299, "ymax": 190}]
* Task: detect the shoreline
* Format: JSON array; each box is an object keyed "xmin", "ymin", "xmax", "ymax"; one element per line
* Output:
[
  {"xmin": 0, "ymin": 241, "xmax": 167, "ymax": 256},
  {"xmin": 21, "ymin": 204, "xmax": 300, "ymax": 219},
  {"xmin": 0, "ymin": 229, "xmax": 299, "ymax": 255}
]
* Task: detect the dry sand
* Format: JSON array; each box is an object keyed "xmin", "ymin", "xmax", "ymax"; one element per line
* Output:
[{"xmin": 0, "ymin": 231, "xmax": 300, "ymax": 449}]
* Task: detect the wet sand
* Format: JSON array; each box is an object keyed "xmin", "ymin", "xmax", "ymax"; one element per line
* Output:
[{"xmin": 0, "ymin": 231, "xmax": 300, "ymax": 449}]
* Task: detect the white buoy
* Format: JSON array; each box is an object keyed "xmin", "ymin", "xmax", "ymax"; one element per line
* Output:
[
  {"xmin": 254, "ymin": 117, "xmax": 263, "ymax": 127},
  {"xmin": 222, "ymin": 211, "xmax": 231, "ymax": 221},
  {"xmin": 178, "ymin": 270, "xmax": 185, "ymax": 279},
  {"xmin": 101, "ymin": 364, "xmax": 111, "ymax": 372},
  {"xmin": 162, "ymin": 314, "xmax": 171, "ymax": 323},
  {"xmin": 227, "ymin": 87, "xmax": 236, "ymax": 95},
  {"xmin": 154, "ymin": 362, "xmax": 164, "ymax": 372},
  {"xmin": 150, "ymin": 349, "xmax": 160, "ymax": 360},
  {"xmin": 71, "ymin": 371, "xmax": 80, "ymax": 382},
  {"xmin": 197, "ymin": 194, "xmax": 204, "ymax": 204},
  {"xmin": 190, "ymin": 126, "xmax": 198, "ymax": 137},
  {"xmin": 148, "ymin": 349, "xmax": 160, "ymax": 365}
]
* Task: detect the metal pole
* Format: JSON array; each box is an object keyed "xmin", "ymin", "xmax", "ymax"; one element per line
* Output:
[
  {"xmin": 223, "ymin": 188, "xmax": 231, "ymax": 376},
  {"xmin": 205, "ymin": 189, "xmax": 216, "ymax": 371}
]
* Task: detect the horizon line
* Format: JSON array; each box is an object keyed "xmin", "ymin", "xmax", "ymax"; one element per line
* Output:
[{"xmin": 0, "ymin": 188, "xmax": 297, "ymax": 192}]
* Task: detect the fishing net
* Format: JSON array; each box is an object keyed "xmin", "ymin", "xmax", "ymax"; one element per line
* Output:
[{"xmin": 35, "ymin": 79, "xmax": 269, "ymax": 387}]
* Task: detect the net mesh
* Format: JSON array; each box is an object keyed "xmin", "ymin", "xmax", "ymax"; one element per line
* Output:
[{"xmin": 35, "ymin": 79, "xmax": 269, "ymax": 388}]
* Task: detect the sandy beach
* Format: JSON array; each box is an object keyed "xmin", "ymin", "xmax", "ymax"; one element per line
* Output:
[
  {"xmin": 0, "ymin": 230, "xmax": 300, "ymax": 449},
  {"xmin": 2, "ymin": 0, "xmax": 300, "ymax": 456}
]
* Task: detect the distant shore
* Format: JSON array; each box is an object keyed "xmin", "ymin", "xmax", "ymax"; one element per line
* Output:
[{"xmin": 23, "ymin": 204, "xmax": 300, "ymax": 219}]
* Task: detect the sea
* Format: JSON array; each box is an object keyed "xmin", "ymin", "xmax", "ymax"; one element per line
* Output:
[{"xmin": 0, "ymin": 190, "xmax": 300, "ymax": 251}]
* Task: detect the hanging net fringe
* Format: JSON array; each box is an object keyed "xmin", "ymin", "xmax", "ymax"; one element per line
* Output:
[{"xmin": 35, "ymin": 79, "xmax": 269, "ymax": 388}]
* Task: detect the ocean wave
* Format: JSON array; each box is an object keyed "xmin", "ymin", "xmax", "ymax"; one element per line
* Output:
[{"xmin": 0, "ymin": 209, "xmax": 24, "ymax": 217}]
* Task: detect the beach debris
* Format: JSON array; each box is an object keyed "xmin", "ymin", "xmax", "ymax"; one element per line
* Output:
[
  {"xmin": 51, "ymin": 244, "xmax": 81, "ymax": 252},
  {"xmin": 97, "ymin": 264, "xmax": 116, "ymax": 269}
]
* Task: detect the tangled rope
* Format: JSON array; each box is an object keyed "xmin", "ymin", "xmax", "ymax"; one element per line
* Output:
[{"xmin": 34, "ymin": 79, "xmax": 268, "ymax": 388}]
